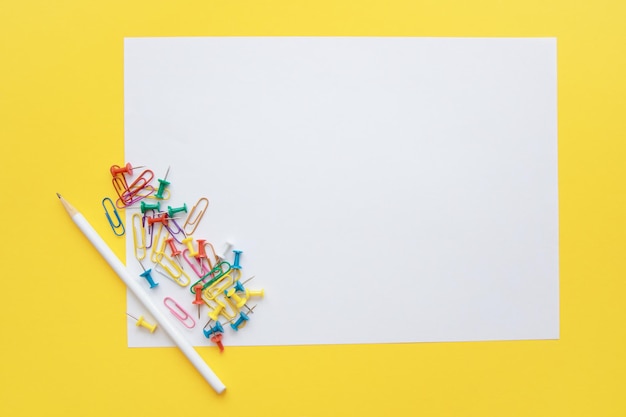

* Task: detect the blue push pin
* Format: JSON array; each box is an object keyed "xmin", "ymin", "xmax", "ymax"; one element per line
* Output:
[
  {"xmin": 230, "ymin": 312, "xmax": 249, "ymax": 331},
  {"xmin": 233, "ymin": 276, "xmax": 255, "ymax": 293},
  {"xmin": 203, "ymin": 321, "xmax": 224, "ymax": 338},
  {"xmin": 232, "ymin": 250, "xmax": 243, "ymax": 270},
  {"xmin": 233, "ymin": 280, "xmax": 245, "ymax": 293},
  {"xmin": 139, "ymin": 263, "xmax": 158, "ymax": 289}
]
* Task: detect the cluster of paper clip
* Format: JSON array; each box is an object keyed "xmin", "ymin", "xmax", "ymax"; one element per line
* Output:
[{"xmin": 104, "ymin": 162, "xmax": 265, "ymax": 352}]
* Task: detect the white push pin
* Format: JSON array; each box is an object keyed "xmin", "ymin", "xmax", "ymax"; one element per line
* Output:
[{"xmin": 217, "ymin": 241, "xmax": 234, "ymax": 261}]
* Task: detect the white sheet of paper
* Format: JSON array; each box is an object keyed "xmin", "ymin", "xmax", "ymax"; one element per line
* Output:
[{"xmin": 124, "ymin": 37, "xmax": 558, "ymax": 347}]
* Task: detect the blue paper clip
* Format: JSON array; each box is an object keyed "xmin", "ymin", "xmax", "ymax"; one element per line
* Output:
[{"xmin": 103, "ymin": 197, "xmax": 125, "ymax": 236}]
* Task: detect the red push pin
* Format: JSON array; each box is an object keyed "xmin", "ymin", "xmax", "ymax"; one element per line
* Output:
[
  {"xmin": 166, "ymin": 237, "xmax": 182, "ymax": 257},
  {"xmin": 210, "ymin": 333, "xmax": 225, "ymax": 353},
  {"xmin": 195, "ymin": 239, "xmax": 208, "ymax": 260},
  {"xmin": 147, "ymin": 212, "xmax": 169, "ymax": 226},
  {"xmin": 192, "ymin": 284, "xmax": 204, "ymax": 318},
  {"xmin": 110, "ymin": 162, "xmax": 145, "ymax": 177}
]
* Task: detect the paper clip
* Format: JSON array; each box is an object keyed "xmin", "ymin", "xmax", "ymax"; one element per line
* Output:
[
  {"xmin": 164, "ymin": 218, "xmax": 186, "ymax": 244},
  {"xmin": 144, "ymin": 214, "xmax": 154, "ymax": 249},
  {"xmin": 150, "ymin": 223, "xmax": 169, "ymax": 263},
  {"xmin": 144, "ymin": 187, "xmax": 170, "ymax": 201},
  {"xmin": 163, "ymin": 297, "xmax": 195, "ymax": 329},
  {"xmin": 112, "ymin": 175, "xmax": 130, "ymax": 201},
  {"xmin": 154, "ymin": 252, "xmax": 191, "ymax": 287},
  {"xmin": 182, "ymin": 248, "xmax": 211, "ymax": 278},
  {"xmin": 204, "ymin": 269, "xmax": 241, "ymax": 300},
  {"xmin": 183, "ymin": 197, "xmax": 209, "ymax": 235},
  {"xmin": 131, "ymin": 213, "xmax": 147, "ymax": 260},
  {"xmin": 116, "ymin": 169, "xmax": 155, "ymax": 208},
  {"xmin": 197, "ymin": 240, "xmax": 219, "ymax": 270},
  {"xmin": 190, "ymin": 261, "xmax": 232, "ymax": 294},
  {"xmin": 103, "ymin": 197, "xmax": 125, "ymax": 236}
]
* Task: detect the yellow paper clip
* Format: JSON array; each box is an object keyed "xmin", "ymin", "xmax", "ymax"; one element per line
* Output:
[
  {"xmin": 183, "ymin": 197, "xmax": 209, "ymax": 235},
  {"xmin": 131, "ymin": 213, "xmax": 147, "ymax": 260},
  {"xmin": 103, "ymin": 197, "xmax": 125, "ymax": 236},
  {"xmin": 150, "ymin": 223, "xmax": 169, "ymax": 263},
  {"xmin": 203, "ymin": 269, "xmax": 240, "ymax": 300},
  {"xmin": 154, "ymin": 252, "xmax": 191, "ymax": 287},
  {"xmin": 144, "ymin": 187, "xmax": 170, "ymax": 201}
]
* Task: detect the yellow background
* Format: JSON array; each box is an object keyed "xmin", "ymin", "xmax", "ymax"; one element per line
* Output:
[{"xmin": 1, "ymin": 1, "xmax": 625, "ymax": 416}]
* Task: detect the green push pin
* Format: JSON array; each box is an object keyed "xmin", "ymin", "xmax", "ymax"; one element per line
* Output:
[
  {"xmin": 155, "ymin": 166, "xmax": 170, "ymax": 199},
  {"xmin": 140, "ymin": 200, "xmax": 161, "ymax": 213},
  {"xmin": 168, "ymin": 203, "xmax": 187, "ymax": 218}
]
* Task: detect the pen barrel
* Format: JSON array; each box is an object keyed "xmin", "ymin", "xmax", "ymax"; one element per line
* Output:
[{"xmin": 72, "ymin": 213, "xmax": 226, "ymax": 394}]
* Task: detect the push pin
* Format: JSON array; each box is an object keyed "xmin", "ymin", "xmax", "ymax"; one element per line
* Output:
[
  {"xmin": 110, "ymin": 162, "xmax": 145, "ymax": 177},
  {"xmin": 232, "ymin": 250, "xmax": 243, "ymax": 269},
  {"xmin": 225, "ymin": 287, "xmax": 249, "ymax": 309},
  {"xmin": 165, "ymin": 237, "xmax": 185, "ymax": 269},
  {"xmin": 192, "ymin": 284, "xmax": 204, "ymax": 318},
  {"xmin": 217, "ymin": 241, "xmax": 233, "ymax": 260},
  {"xmin": 140, "ymin": 201, "xmax": 161, "ymax": 214},
  {"xmin": 155, "ymin": 166, "xmax": 170, "ymax": 199},
  {"xmin": 165, "ymin": 237, "xmax": 182, "ymax": 257},
  {"xmin": 167, "ymin": 204, "xmax": 187, "ymax": 218},
  {"xmin": 208, "ymin": 300, "xmax": 226, "ymax": 322},
  {"xmin": 139, "ymin": 263, "xmax": 158, "ymax": 288},
  {"xmin": 146, "ymin": 212, "xmax": 168, "ymax": 226},
  {"xmin": 232, "ymin": 275, "xmax": 255, "ymax": 293},
  {"xmin": 246, "ymin": 288, "xmax": 265, "ymax": 299},
  {"xmin": 182, "ymin": 236, "xmax": 198, "ymax": 257},
  {"xmin": 210, "ymin": 333, "xmax": 225, "ymax": 353},
  {"xmin": 230, "ymin": 312, "xmax": 250, "ymax": 331},
  {"xmin": 195, "ymin": 239, "xmax": 208, "ymax": 260},
  {"xmin": 233, "ymin": 281, "xmax": 245, "ymax": 293},
  {"xmin": 127, "ymin": 313, "xmax": 157, "ymax": 333},
  {"xmin": 202, "ymin": 320, "xmax": 224, "ymax": 338}
]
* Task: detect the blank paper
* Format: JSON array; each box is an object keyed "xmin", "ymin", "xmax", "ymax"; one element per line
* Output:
[{"xmin": 124, "ymin": 37, "xmax": 558, "ymax": 347}]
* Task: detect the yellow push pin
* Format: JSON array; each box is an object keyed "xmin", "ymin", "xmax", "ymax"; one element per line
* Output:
[
  {"xmin": 182, "ymin": 236, "xmax": 198, "ymax": 257},
  {"xmin": 225, "ymin": 287, "xmax": 249, "ymax": 309},
  {"xmin": 245, "ymin": 288, "xmax": 265, "ymax": 299},
  {"xmin": 208, "ymin": 301, "xmax": 225, "ymax": 322},
  {"xmin": 127, "ymin": 313, "xmax": 157, "ymax": 333}
]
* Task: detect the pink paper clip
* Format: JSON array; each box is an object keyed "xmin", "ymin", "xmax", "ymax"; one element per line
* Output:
[
  {"xmin": 182, "ymin": 248, "xmax": 210, "ymax": 277},
  {"xmin": 163, "ymin": 297, "xmax": 196, "ymax": 329}
]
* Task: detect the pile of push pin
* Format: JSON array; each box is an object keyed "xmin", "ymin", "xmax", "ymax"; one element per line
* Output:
[{"xmin": 104, "ymin": 162, "xmax": 265, "ymax": 352}]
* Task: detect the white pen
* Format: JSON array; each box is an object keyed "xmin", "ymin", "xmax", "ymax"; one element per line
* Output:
[{"xmin": 57, "ymin": 193, "xmax": 226, "ymax": 394}]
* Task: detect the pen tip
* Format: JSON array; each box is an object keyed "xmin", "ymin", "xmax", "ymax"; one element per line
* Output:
[{"xmin": 56, "ymin": 192, "xmax": 62, "ymax": 199}]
